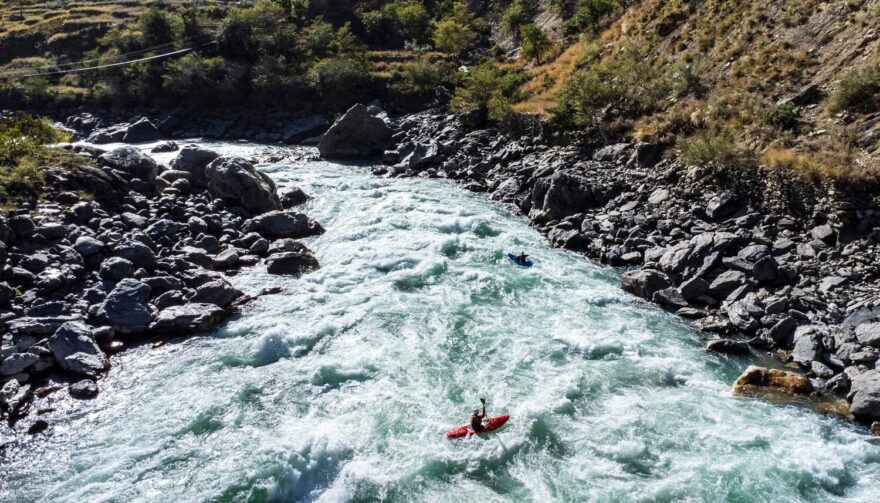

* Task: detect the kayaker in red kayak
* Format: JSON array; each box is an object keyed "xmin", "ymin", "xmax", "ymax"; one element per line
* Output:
[{"xmin": 471, "ymin": 398, "xmax": 488, "ymax": 432}]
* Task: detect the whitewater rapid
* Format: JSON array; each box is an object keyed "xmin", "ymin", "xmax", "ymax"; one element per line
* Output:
[{"xmin": 2, "ymin": 143, "xmax": 880, "ymax": 502}]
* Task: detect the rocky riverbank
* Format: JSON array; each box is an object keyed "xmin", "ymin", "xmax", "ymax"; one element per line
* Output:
[
  {"xmin": 0, "ymin": 141, "xmax": 324, "ymax": 445},
  {"xmin": 323, "ymin": 106, "xmax": 880, "ymax": 432},
  {"xmin": 18, "ymin": 103, "xmax": 880, "ymax": 441}
]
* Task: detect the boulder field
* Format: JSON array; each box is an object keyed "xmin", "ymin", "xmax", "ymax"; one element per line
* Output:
[{"xmin": 0, "ymin": 144, "xmax": 323, "ymax": 434}]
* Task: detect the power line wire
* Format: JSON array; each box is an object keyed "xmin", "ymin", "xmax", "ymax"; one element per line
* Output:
[{"xmin": 0, "ymin": 40, "xmax": 216, "ymax": 78}]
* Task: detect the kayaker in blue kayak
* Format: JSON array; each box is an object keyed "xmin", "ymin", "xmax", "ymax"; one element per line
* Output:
[
  {"xmin": 516, "ymin": 252, "xmax": 529, "ymax": 264},
  {"xmin": 471, "ymin": 398, "xmax": 487, "ymax": 432}
]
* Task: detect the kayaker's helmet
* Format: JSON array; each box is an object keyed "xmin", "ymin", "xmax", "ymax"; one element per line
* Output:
[{"xmin": 473, "ymin": 409, "xmax": 480, "ymax": 415}]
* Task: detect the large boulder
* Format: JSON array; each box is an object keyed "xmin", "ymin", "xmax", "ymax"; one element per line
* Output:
[
  {"xmin": 122, "ymin": 118, "xmax": 162, "ymax": 143},
  {"xmin": 531, "ymin": 171, "xmax": 613, "ymax": 220},
  {"xmin": 190, "ymin": 279, "xmax": 243, "ymax": 309},
  {"xmin": 150, "ymin": 303, "xmax": 226, "ymax": 334},
  {"xmin": 170, "ymin": 146, "xmax": 220, "ymax": 188},
  {"xmin": 266, "ymin": 252, "xmax": 320, "ymax": 276},
  {"xmin": 95, "ymin": 279, "xmax": 154, "ymax": 335},
  {"xmin": 732, "ymin": 365, "xmax": 813, "ymax": 396},
  {"xmin": 205, "ymin": 156, "xmax": 281, "ymax": 214},
  {"xmin": 850, "ymin": 370, "xmax": 880, "ymax": 422},
  {"xmin": 98, "ymin": 146, "xmax": 158, "ymax": 183},
  {"xmin": 621, "ymin": 269, "xmax": 672, "ymax": 300},
  {"xmin": 318, "ymin": 104, "xmax": 393, "ymax": 158},
  {"xmin": 243, "ymin": 211, "xmax": 325, "ymax": 240},
  {"xmin": 48, "ymin": 321, "xmax": 108, "ymax": 377}
]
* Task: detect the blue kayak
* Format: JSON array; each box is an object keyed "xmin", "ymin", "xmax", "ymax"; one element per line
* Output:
[{"xmin": 507, "ymin": 253, "xmax": 534, "ymax": 268}]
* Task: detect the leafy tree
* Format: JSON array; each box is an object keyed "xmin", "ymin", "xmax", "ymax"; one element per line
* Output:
[
  {"xmin": 501, "ymin": 1, "xmax": 537, "ymax": 35},
  {"xmin": 433, "ymin": 18, "xmax": 476, "ymax": 55},
  {"xmin": 519, "ymin": 23, "xmax": 550, "ymax": 64},
  {"xmin": 396, "ymin": 2, "xmax": 430, "ymax": 43},
  {"xmin": 139, "ymin": 8, "xmax": 179, "ymax": 48}
]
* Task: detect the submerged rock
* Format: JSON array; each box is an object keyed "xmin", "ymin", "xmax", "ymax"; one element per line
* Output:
[{"xmin": 266, "ymin": 252, "xmax": 320, "ymax": 276}]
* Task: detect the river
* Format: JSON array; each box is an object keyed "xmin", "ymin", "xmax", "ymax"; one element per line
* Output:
[{"xmin": 2, "ymin": 142, "xmax": 879, "ymax": 502}]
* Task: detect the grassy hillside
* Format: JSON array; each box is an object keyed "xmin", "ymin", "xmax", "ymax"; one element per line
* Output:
[{"xmin": 510, "ymin": 0, "xmax": 880, "ymax": 180}]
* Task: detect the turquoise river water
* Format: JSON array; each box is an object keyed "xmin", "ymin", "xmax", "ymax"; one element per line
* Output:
[{"xmin": 2, "ymin": 143, "xmax": 880, "ymax": 502}]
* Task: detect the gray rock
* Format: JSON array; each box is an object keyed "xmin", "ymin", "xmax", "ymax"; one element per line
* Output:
[
  {"xmin": 679, "ymin": 277, "xmax": 709, "ymax": 300},
  {"xmin": 705, "ymin": 191, "xmax": 740, "ymax": 220},
  {"xmin": 850, "ymin": 370, "xmax": 880, "ymax": 422},
  {"xmin": 49, "ymin": 321, "xmax": 108, "ymax": 377},
  {"xmin": 8, "ymin": 215, "xmax": 36, "ymax": 239},
  {"xmin": 768, "ymin": 316, "xmax": 797, "ymax": 342},
  {"xmin": 205, "ymin": 156, "xmax": 282, "ymax": 215},
  {"xmin": 122, "ymin": 117, "xmax": 162, "ymax": 143},
  {"xmin": 280, "ymin": 187, "xmax": 309, "ymax": 208},
  {"xmin": 213, "ymin": 248, "xmax": 240, "ymax": 269},
  {"xmin": 243, "ymin": 211, "xmax": 325, "ymax": 240},
  {"xmin": 855, "ymin": 322, "xmax": 880, "ymax": 348},
  {"xmin": 621, "ymin": 269, "xmax": 672, "ymax": 300},
  {"xmin": 99, "ymin": 257, "xmax": 134, "ymax": 281},
  {"xmin": 96, "ymin": 279, "xmax": 153, "ymax": 335},
  {"xmin": 266, "ymin": 239, "xmax": 312, "ymax": 255},
  {"xmin": 819, "ymin": 276, "xmax": 847, "ymax": 292},
  {"xmin": 150, "ymin": 303, "xmax": 226, "ymax": 333},
  {"xmin": 706, "ymin": 339, "xmax": 750, "ymax": 355},
  {"xmin": 69, "ymin": 380, "xmax": 99, "ymax": 399},
  {"xmin": 318, "ymin": 104, "xmax": 393, "ymax": 158},
  {"xmin": 151, "ymin": 141, "xmax": 178, "ymax": 153},
  {"xmin": 810, "ymin": 224, "xmax": 836, "ymax": 245},
  {"xmin": 752, "ymin": 256, "xmax": 779, "ymax": 283},
  {"xmin": 811, "ymin": 361, "xmax": 834, "ymax": 378},
  {"xmin": 265, "ymin": 252, "xmax": 320, "ymax": 276},
  {"xmin": 593, "ymin": 143, "xmax": 631, "ymax": 162},
  {"xmin": 190, "ymin": 279, "xmax": 243, "ymax": 308},
  {"xmin": 170, "ymin": 146, "xmax": 220, "ymax": 188},
  {"xmin": 73, "ymin": 236, "xmax": 104, "ymax": 257},
  {"xmin": 708, "ymin": 270, "xmax": 747, "ymax": 298},
  {"xmin": 737, "ymin": 245, "xmax": 770, "ymax": 262},
  {"xmin": 792, "ymin": 327, "xmax": 823, "ymax": 366},
  {"xmin": 0, "ymin": 352, "xmax": 40, "ymax": 376},
  {"xmin": 98, "ymin": 146, "xmax": 158, "ymax": 183},
  {"xmin": 652, "ymin": 287, "xmax": 689, "ymax": 308}
]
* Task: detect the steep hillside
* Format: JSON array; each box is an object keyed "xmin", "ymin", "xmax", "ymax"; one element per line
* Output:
[{"xmin": 511, "ymin": 0, "xmax": 880, "ymax": 180}]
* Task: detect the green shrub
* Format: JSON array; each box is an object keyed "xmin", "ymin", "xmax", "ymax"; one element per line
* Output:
[
  {"xmin": 829, "ymin": 67, "xmax": 880, "ymax": 113},
  {"xmin": 139, "ymin": 8, "xmax": 180, "ymax": 47},
  {"xmin": 679, "ymin": 128, "xmax": 752, "ymax": 168},
  {"xmin": 519, "ymin": 23, "xmax": 551, "ymax": 64},
  {"xmin": 762, "ymin": 103, "xmax": 798, "ymax": 129},
  {"xmin": 554, "ymin": 47, "xmax": 699, "ymax": 128},
  {"xmin": 451, "ymin": 64, "xmax": 528, "ymax": 122},
  {"xmin": 501, "ymin": 1, "xmax": 536, "ymax": 35},
  {"xmin": 433, "ymin": 18, "xmax": 476, "ymax": 55},
  {"xmin": 0, "ymin": 112, "xmax": 70, "ymax": 201},
  {"xmin": 394, "ymin": 57, "xmax": 455, "ymax": 95}
]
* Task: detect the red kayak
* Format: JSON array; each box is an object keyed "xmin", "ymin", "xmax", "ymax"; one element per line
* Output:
[{"xmin": 446, "ymin": 415, "xmax": 510, "ymax": 439}]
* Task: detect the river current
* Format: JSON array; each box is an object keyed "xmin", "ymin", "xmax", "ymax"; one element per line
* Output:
[{"xmin": 2, "ymin": 142, "xmax": 879, "ymax": 502}]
